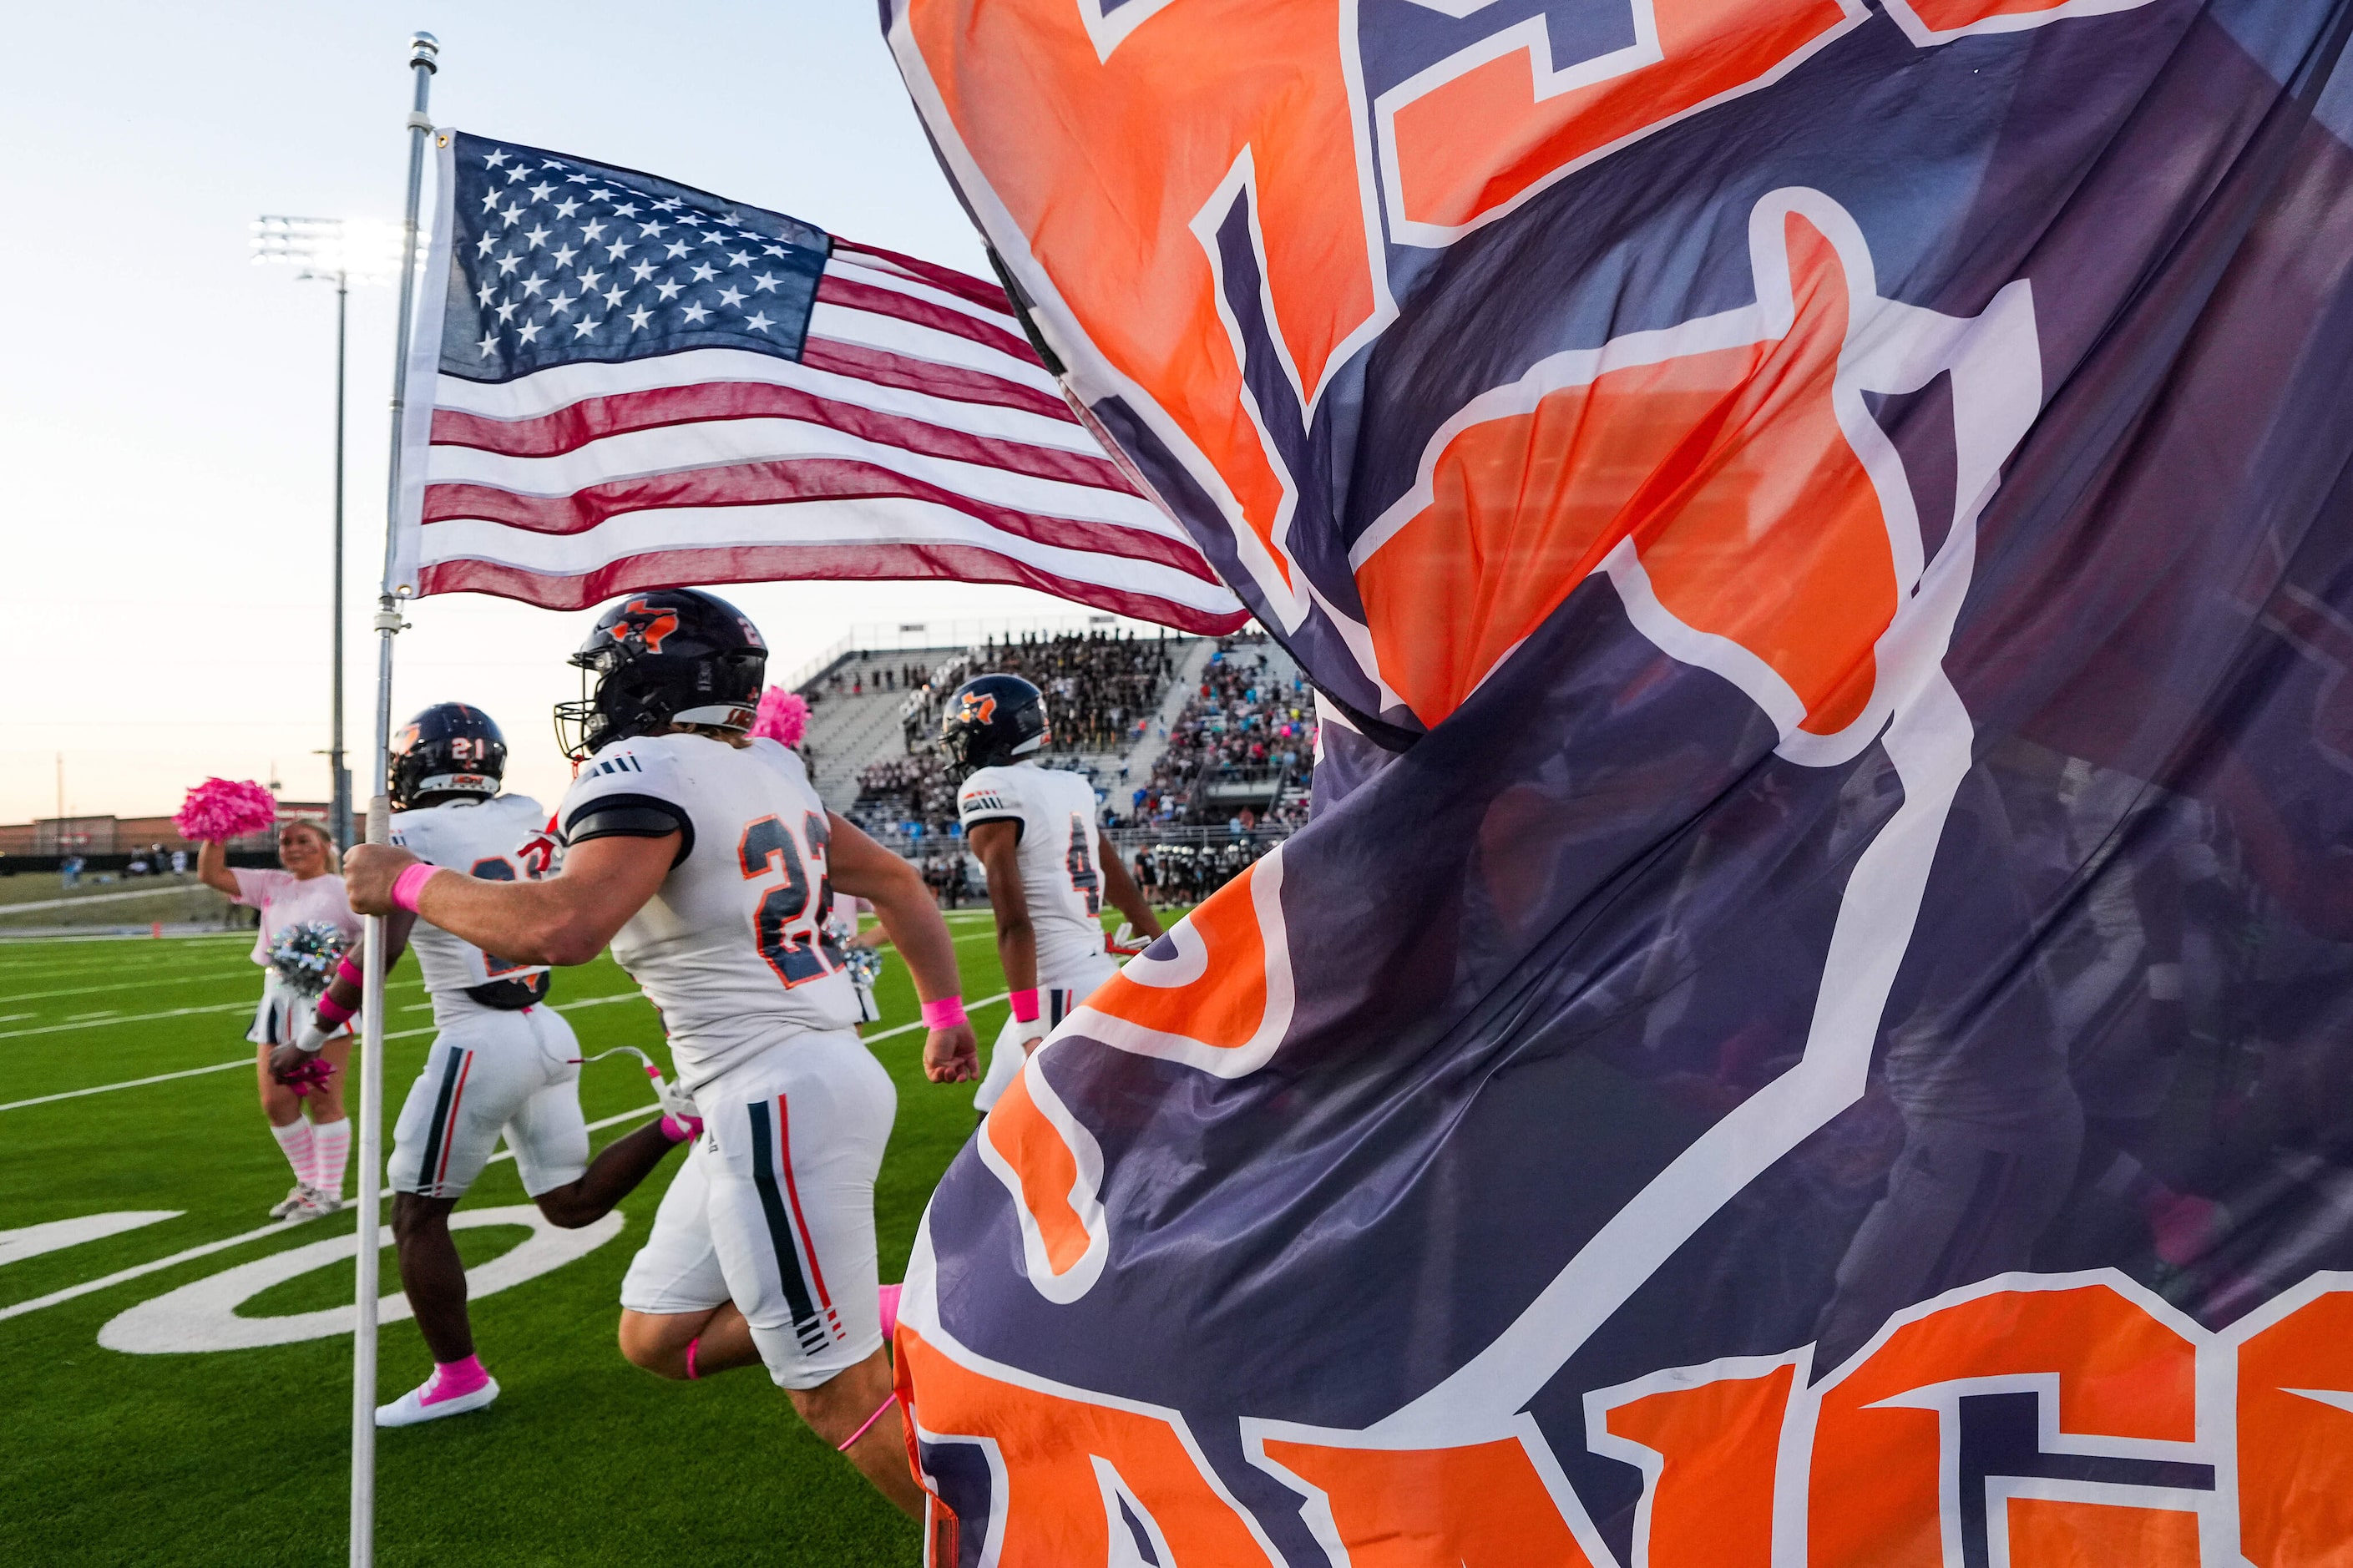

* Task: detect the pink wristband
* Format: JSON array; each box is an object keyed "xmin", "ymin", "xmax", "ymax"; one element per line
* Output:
[
  {"xmin": 1010, "ymin": 988, "xmax": 1040, "ymax": 1024},
  {"xmin": 390, "ymin": 862, "xmax": 444, "ymax": 913},
  {"xmin": 336, "ymin": 955, "xmax": 365, "ymax": 988},
  {"xmin": 920, "ymin": 995, "xmax": 967, "ymax": 1029},
  {"xmin": 316, "ymin": 994, "xmax": 355, "ymax": 1027}
]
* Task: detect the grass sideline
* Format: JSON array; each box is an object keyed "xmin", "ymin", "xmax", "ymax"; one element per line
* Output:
[{"xmin": 0, "ymin": 906, "xmax": 1126, "ymax": 1565}]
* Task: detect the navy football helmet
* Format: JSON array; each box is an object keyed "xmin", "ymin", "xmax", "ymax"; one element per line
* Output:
[
  {"xmin": 555, "ymin": 589, "xmax": 767, "ymax": 761},
  {"xmin": 937, "ymin": 674, "xmax": 1049, "ymax": 777},
  {"xmin": 388, "ymin": 703, "xmax": 506, "ymax": 809}
]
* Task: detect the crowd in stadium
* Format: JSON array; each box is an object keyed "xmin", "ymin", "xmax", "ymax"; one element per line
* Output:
[
  {"xmin": 852, "ymin": 754, "xmax": 960, "ymax": 840},
  {"xmin": 848, "ymin": 630, "xmax": 1319, "ymax": 842},
  {"xmin": 1130, "ymin": 636, "xmax": 1318, "ymax": 829},
  {"xmin": 898, "ymin": 628, "xmax": 1179, "ymax": 756}
]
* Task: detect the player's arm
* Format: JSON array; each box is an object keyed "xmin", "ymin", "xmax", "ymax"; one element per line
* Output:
[
  {"xmin": 195, "ymin": 838, "xmax": 239, "ymax": 898},
  {"xmin": 344, "ymin": 835, "xmax": 674, "ymax": 967},
  {"xmin": 1097, "ymin": 845, "xmax": 1164, "ymax": 941},
  {"xmin": 967, "ymin": 821, "xmax": 1036, "ymax": 993},
  {"xmin": 270, "ymin": 910, "xmax": 419, "ymax": 1080},
  {"xmin": 825, "ymin": 812, "xmax": 979, "ymax": 1084}
]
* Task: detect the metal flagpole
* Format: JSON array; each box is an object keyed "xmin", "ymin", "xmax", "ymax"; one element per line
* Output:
[
  {"xmin": 352, "ymin": 29, "xmax": 437, "ymax": 1568},
  {"xmin": 331, "ymin": 268, "xmax": 352, "ymax": 853}
]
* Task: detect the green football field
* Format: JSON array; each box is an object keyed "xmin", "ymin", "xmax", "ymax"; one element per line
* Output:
[{"xmin": 0, "ymin": 908, "xmax": 1117, "ymax": 1566}]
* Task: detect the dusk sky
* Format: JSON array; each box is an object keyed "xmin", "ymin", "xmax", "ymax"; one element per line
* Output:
[{"xmin": 1, "ymin": 3, "xmax": 1108, "ymax": 822}]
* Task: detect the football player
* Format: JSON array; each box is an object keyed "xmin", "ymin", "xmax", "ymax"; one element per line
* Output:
[
  {"xmin": 278, "ymin": 703, "xmax": 697, "ymax": 1428},
  {"xmin": 344, "ymin": 590, "xmax": 975, "ymax": 1517},
  {"xmin": 940, "ymin": 674, "xmax": 1164, "ymax": 1119}
]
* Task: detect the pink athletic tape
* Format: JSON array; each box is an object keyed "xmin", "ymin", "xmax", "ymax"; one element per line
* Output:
[
  {"xmin": 920, "ymin": 995, "xmax": 967, "ymax": 1029},
  {"xmin": 390, "ymin": 862, "xmax": 443, "ymax": 913},
  {"xmin": 336, "ymin": 955, "xmax": 364, "ymax": 988},
  {"xmin": 660, "ymin": 1114, "xmax": 702, "ymax": 1145},
  {"xmin": 1010, "ymin": 988, "xmax": 1040, "ymax": 1024},
  {"xmin": 878, "ymin": 1282, "xmax": 903, "ymax": 1341},
  {"xmin": 685, "ymin": 1337, "xmax": 701, "ymax": 1381},
  {"xmin": 315, "ymin": 993, "xmax": 355, "ymax": 1027},
  {"xmin": 837, "ymin": 1393, "xmax": 898, "ymax": 1453}
]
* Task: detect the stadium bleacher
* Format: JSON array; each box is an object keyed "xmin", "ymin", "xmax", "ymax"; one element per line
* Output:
[{"xmin": 793, "ymin": 628, "xmax": 1319, "ymax": 873}]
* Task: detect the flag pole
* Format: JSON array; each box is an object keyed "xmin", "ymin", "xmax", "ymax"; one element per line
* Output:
[{"xmin": 352, "ymin": 28, "xmax": 437, "ymax": 1568}]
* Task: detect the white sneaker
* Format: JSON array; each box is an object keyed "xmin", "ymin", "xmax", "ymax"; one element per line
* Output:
[
  {"xmin": 267, "ymin": 1184, "xmax": 309, "ymax": 1220},
  {"xmin": 281, "ymin": 1184, "xmax": 338, "ymax": 1222},
  {"xmin": 376, "ymin": 1374, "xmax": 500, "ymax": 1428}
]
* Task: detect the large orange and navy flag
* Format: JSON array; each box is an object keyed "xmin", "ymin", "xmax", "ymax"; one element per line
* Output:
[{"xmin": 888, "ymin": 0, "xmax": 2353, "ymax": 1562}]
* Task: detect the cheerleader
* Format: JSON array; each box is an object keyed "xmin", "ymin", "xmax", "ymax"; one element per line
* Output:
[{"xmin": 198, "ymin": 820, "xmax": 362, "ymax": 1220}]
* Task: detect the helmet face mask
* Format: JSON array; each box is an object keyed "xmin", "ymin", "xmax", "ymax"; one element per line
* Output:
[
  {"xmin": 556, "ymin": 589, "xmax": 767, "ymax": 763},
  {"xmin": 937, "ymin": 674, "xmax": 1050, "ymax": 777},
  {"xmin": 389, "ymin": 703, "xmax": 508, "ymax": 810}
]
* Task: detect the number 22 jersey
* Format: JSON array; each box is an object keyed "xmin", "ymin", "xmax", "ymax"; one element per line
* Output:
[{"xmin": 559, "ymin": 732, "xmax": 858, "ymax": 1090}]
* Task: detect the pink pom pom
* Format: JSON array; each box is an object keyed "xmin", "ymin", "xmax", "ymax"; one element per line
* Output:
[
  {"xmin": 174, "ymin": 777, "xmax": 279, "ymax": 842},
  {"xmin": 749, "ymin": 686, "xmax": 809, "ymax": 748}
]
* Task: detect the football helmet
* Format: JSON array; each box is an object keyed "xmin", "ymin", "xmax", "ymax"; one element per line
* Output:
[
  {"xmin": 388, "ymin": 703, "xmax": 506, "ymax": 809},
  {"xmin": 937, "ymin": 674, "xmax": 1049, "ymax": 776},
  {"xmin": 554, "ymin": 589, "xmax": 767, "ymax": 761}
]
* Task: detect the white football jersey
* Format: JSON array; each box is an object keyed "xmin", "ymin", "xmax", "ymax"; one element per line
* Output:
[
  {"xmin": 559, "ymin": 732, "xmax": 858, "ymax": 1089},
  {"xmin": 389, "ymin": 792, "xmax": 554, "ymax": 1009},
  {"xmin": 956, "ymin": 761, "xmax": 1110, "ymax": 987}
]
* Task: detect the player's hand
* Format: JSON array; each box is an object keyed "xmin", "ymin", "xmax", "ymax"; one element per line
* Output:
[
  {"xmin": 342, "ymin": 843, "xmax": 420, "ymax": 915},
  {"xmin": 923, "ymin": 1022, "xmax": 979, "ymax": 1084},
  {"xmin": 268, "ymin": 1020, "xmax": 334, "ymax": 1083}
]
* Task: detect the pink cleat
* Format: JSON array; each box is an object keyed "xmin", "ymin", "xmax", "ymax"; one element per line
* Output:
[
  {"xmin": 878, "ymin": 1282, "xmax": 903, "ymax": 1340},
  {"xmin": 376, "ymin": 1355, "xmax": 499, "ymax": 1428}
]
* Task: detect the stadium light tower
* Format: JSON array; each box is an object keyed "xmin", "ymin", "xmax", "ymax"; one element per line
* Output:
[{"xmin": 251, "ymin": 217, "xmax": 408, "ymax": 852}]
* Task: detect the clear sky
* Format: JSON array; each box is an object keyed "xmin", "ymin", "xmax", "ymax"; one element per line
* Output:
[{"xmin": 0, "ymin": 3, "xmax": 1110, "ymax": 824}]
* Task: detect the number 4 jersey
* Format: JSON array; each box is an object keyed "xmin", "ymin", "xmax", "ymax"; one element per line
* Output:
[
  {"xmin": 956, "ymin": 761, "xmax": 1112, "ymax": 989},
  {"xmin": 389, "ymin": 792, "xmax": 556, "ymax": 1017},
  {"xmin": 559, "ymin": 732, "xmax": 858, "ymax": 1090}
]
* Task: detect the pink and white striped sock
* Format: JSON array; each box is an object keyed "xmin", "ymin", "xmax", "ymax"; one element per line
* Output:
[
  {"xmin": 270, "ymin": 1119, "xmax": 315, "ymax": 1185},
  {"xmin": 308, "ymin": 1118, "xmax": 352, "ymax": 1196}
]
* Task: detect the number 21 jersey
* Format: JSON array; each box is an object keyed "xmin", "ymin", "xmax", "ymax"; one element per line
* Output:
[
  {"xmin": 559, "ymin": 732, "xmax": 857, "ymax": 1089},
  {"xmin": 388, "ymin": 791, "xmax": 553, "ymax": 1002}
]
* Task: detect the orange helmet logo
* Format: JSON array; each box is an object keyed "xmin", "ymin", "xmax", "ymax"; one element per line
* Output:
[
  {"xmin": 605, "ymin": 599, "xmax": 680, "ymax": 653},
  {"xmin": 959, "ymin": 692, "xmax": 999, "ymax": 725}
]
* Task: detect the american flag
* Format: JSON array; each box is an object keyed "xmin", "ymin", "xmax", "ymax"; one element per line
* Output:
[{"xmin": 390, "ymin": 132, "xmax": 1248, "ymax": 633}]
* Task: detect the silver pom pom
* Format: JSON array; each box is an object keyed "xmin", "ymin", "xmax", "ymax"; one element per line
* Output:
[{"xmin": 268, "ymin": 920, "xmax": 352, "ymax": 998}]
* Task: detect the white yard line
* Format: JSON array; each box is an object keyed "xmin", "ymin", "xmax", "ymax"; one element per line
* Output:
[
  {"xmin": 0, "ymin": 1059, "xmax": 252, "ymax": 1113},
  {"xmin": 0, "ymin": 981, "xmax": 432, "ymax": 1043},
  {"xmin": 0, "ymin": 971, "xmax": 272, "ymax": 1006},
  {"xmin": 0, "ymin": 885, "xmax": 228, "ymax": 916},
  {"xmin": 0, "ymin": 1000, "xmax": 259, "ymax": 1040},
  {"xmin": 0, "ymin": 988, "xmax": 964, "ymax": 1115},
  {"xmin": 0, "ymin": 993, "xmax": 1016, "ymax": 1321},
  {"xmin": 0, "ymin": 1219, "xmax": 316, "ymax": 1323},
  {"xmin": 0, "ymin": 1100, "xmax": 671, "ymax": 1323}
]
